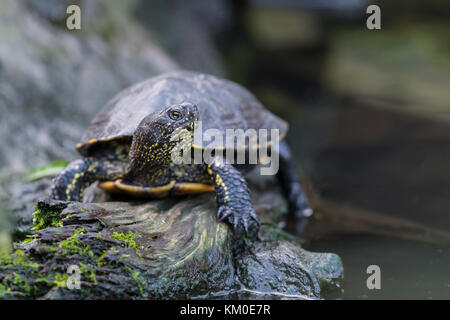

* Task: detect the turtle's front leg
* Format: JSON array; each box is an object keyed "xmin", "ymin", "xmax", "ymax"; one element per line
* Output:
[
  {"xmin": 51, "ymin": 158, "xmax": 124, "ymax": 201},
  {"xmin": 207, "ymin": 159, "xmax": 259, "ymax": 235}
]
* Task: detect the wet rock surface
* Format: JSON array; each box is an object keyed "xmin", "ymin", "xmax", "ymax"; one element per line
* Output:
[{"xmin": 1, "ymin": 175, "xmax": 343, "ymax": 299}]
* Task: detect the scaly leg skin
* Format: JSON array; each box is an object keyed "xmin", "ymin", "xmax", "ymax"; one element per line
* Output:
[
  {"xmin": 207, "ymin": 158, "xmax": 259, "ymax": 242},
  {"xmin": 276, "ymin": 141, "xmax": 313, "ymax": 232},
  {"xmin": 51, "ymin": 157, "xmax": 125, "ymax": 201}
]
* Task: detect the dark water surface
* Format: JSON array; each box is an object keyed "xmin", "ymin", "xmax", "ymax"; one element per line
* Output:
[
  {"xmin": 308, "ymin": 234, "xmax": 450, "ymax": 299},
  {"xmin": 288, "ymin": 101, "xmax": 450, "ymax": 300}
]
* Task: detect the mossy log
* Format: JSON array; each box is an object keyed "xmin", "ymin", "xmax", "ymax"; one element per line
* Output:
[{"xmin": 1, "ymin": 176, "xmax": 343, "ymax": 300}]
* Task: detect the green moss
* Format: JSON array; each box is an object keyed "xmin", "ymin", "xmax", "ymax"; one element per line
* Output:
[
  {"xmin": 118, "ymin": 254, "xmax": 131, "ymax": 263},
  {"xmin": 0, "ymin": 251, "xmax": 45, "ymax": 298},
  {"xmin": 17, "ymin": 234, "xmax": 38, "ymax": 246},
  {"xmin": 111, "ymin": 232, "xmax": 138, "ymax": 245},
  {"xmin": 126, "ymin": 267, "xmax": 147, "ymax": 298},
  {"xmin": 52, "ymin": 273, "xmax": 68, "ymax": 288},
  {"xmin": 97, "ymin": 248, "xmax": 119, "ymax": 267},
  {"xmin": 33, "ymin": 272, "xmax": 68, "ymax": 289},
  {"xmin": 97, "ymin": 250, "xmax": 108, "ymax": 268},
  {"xmin": 59, "ymin": 228, "xmax": 93, "ymax": 257},
  {"xmin": 111, "ymin": 232, "xmax": 143, "ymax": 257},
  {"xmin": 80, "ymin": 262, "xmax": 97, "ymax": 284},
  {"xmin": 0, "ymin": 249, "xmax": 39, "ymax": 270},
  {"xmin": 0, "ymin": 283, "xmax": 10, "ymax": 297},
  {"xmin": 2, "ymin": 227, "xmax": 153, "ymax": 298},
  {"xmin": 13, "ymin": 273, "xmax": 31, "ymax": 293},
  {"xmin": 32, "ymin": 205, "xmax": 63, "ymax": 231},
  {"xmin": 1, "ymin": 272, "xmax": 30, "ymax": 297}
]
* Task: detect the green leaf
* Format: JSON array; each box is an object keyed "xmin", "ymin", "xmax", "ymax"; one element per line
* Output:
[{"xmin": 25, "ymin": 161, "xmax": 69, "ymax": 182}]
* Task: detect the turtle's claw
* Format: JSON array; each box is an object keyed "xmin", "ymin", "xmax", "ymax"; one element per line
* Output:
[
  {"xmin": 243, "ymin": 218, "xmax": 249, "ymax": 235},
  {"xmin": 217, "ymin": 206, "xmax": 232, "ymax": 221},
  {"xmin": 217, "ymin": 202, "xmax": 259, "ymax": 237}
]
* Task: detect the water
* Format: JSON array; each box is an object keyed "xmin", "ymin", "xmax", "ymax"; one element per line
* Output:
[
  {"xmin": 289, "ymin": 100, "xmax": 450, "ymax": 300},
  {"xmin": 307, "ymin": 234, "xmax": 450, "ymax": 299}
]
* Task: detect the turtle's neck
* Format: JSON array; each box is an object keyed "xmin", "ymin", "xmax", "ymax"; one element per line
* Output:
[{"xmin": 125, "ymin": 128, "xmax": 172, "ymax": 186}]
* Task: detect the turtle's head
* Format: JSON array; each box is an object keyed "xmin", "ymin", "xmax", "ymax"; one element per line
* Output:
[
  {"xmin": 129, "ymin": 103, "xmax": 199, "ymax": 177},
  {"xmin": 141, "ymin": 102, "xmax": 199, "ymax": 134}
]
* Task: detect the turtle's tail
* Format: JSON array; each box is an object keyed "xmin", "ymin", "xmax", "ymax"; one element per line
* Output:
[{"xmin": 51, "ymin": 158, "xmax": 95, "ymax": 201}]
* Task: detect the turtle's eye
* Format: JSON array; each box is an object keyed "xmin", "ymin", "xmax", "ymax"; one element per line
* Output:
[{"xmin": 168, "ymin": 110, "xmax": 183, "ymax": 120}]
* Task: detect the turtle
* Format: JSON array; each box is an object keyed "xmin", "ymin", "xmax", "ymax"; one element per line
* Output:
[{"xmin": 51, "ymin": 71, "xmax": 312, "ymax": 235}]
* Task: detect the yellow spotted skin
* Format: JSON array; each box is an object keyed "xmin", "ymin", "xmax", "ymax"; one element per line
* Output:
[
  {"xmin": 214, "ymin": 172, "xmax": 229, "ymax": 202},
  {"xmin": 65, "ymin": 171, "xmax": 84, "ymax": 200}
]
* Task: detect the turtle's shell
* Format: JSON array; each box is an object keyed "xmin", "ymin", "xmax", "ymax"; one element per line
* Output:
[{"xmin": 77, "ymin": 71, "xmax": 288, "ymax": 156}]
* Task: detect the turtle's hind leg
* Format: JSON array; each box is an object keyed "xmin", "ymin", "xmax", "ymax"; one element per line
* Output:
[
  {"xmin": 276, "ymin": 141, "xmax": 313, "ymax": 225},
  {"xmin": 51, "ymin": 158, "xmax": 125, "ymax": 201}
]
